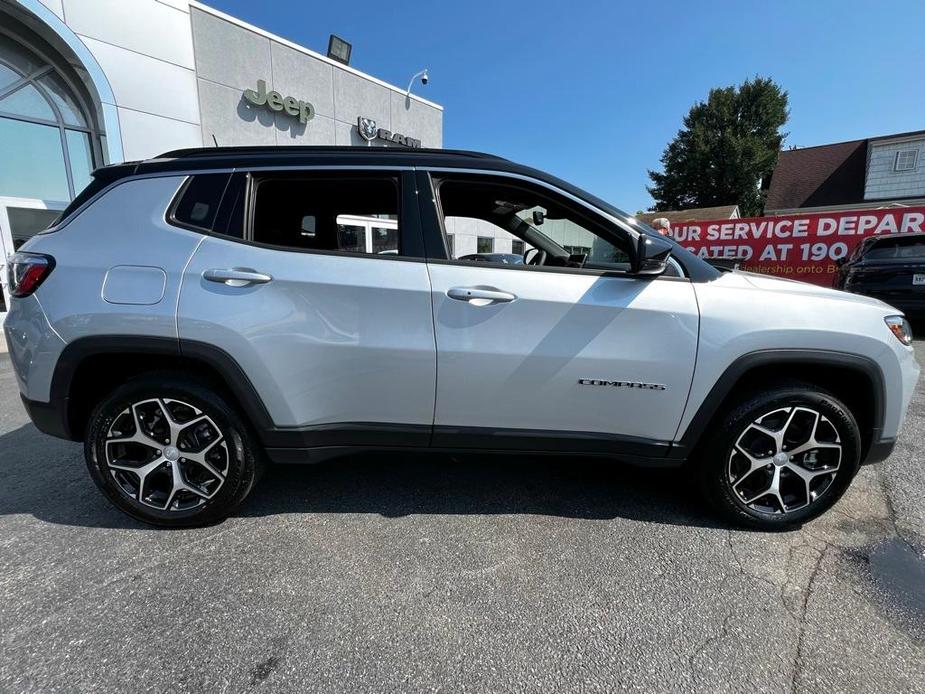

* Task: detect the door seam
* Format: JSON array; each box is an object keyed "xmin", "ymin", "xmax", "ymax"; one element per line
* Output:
[
  {"xmin": 175, "ymin": 234, "xmax": 207, "ymax": 350},
  {"xmin": 414, "ymin": 165, "xmax": 441, "ymax": 446}
]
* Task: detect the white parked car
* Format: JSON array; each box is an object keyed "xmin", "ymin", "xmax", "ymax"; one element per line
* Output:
[{"xmin": 4, "ymin": 146, "xmax": 919, "ymax": 529}]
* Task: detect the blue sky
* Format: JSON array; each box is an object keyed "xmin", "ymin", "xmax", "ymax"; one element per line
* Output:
[{"xmin": 209, "ymin": 0, "xmax": 925, "ymax": 213}]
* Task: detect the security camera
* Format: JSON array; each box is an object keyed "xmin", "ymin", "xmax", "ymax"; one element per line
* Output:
[{"xmin": 406, "ymin": 69, "xmax": 429, "ymax": 96}]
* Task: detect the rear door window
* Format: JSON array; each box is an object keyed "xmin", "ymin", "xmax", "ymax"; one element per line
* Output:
[{"xmin": 249, "ymin": 174, "xmax": 403, "ymax": 256}]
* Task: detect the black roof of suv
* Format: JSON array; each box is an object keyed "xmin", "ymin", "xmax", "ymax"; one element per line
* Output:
[
  {"xmin": 90, "ymin": 146, "xmax": 623, "ymax": 223},
  {"xmin": 108, "ymin": 146, "xmax": 514, "ymax": 179},
  {"xmin": 61, "ymin": 145, "xmax": 720, "ymax": 281}
]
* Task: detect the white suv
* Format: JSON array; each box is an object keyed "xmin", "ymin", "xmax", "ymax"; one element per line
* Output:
[{"xmin": 4, "ymin": 146, "xmax": 919, "ymax": 529}]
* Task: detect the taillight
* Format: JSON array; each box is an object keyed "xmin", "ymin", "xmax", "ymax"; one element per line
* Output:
[{"xmin": 7, "ymin": 252, "xmax": 55, "ymax": 297}]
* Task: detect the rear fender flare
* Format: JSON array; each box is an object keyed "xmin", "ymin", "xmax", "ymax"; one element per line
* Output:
[{"xmin": 49, "ymin": 335, "xmax": 274, "ymax": 440}]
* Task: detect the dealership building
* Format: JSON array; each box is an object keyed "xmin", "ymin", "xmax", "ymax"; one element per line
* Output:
[{"xmin": 0, "ymin": 0, "xmax": 444, "ymax": 312}]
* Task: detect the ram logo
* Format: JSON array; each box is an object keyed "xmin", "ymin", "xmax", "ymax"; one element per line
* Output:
[{"xmin": 578, "ymin": 379, "xmax": 667, "ymax": 391}]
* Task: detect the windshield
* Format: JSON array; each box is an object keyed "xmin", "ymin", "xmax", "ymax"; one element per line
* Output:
[{"xmin": 866, "ymin": 237, "xmax": 925, "ymax": 260}]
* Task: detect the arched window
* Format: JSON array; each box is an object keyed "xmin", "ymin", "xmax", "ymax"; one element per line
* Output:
[{"xmin": 0, "ymin": 31, "xmax": 102, "ymax": 202}]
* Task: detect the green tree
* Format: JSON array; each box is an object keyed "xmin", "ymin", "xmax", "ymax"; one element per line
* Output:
[{"xmin": 647, "ymin": 77, "xmax": 788, "ymax": 217}]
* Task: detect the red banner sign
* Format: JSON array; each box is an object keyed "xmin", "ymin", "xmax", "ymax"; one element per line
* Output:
[{"xmin": 667, "ymin": 207, "xmax": 925, "ymax": 286}]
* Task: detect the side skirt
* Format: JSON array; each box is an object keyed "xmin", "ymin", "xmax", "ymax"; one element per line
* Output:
[
  {"xmin": 266, "ymin": 446, "xmax": 684, "ymax": 468},
  {"xmin": 264, "ymin": 424, "xmax": 683, "ymax": 468}
]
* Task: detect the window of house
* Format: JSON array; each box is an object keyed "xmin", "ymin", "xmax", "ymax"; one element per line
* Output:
[
  {"xmin": 511, "ymin": 239, "xmax": 525, "ymax": 255},
  {"xmin": 251, "ymin": 175, "xmax": 400, "ymax": 255},
  {"xmin": 446, "ymin": 233, "xmax": 455, "ymax": 257},
  {"xmin": 477, "ymin": 236, "xmax": 494, "ymax": 254},
  {"xmin": 894, "ymin": 149, "xmax": 918, "ymax": 172}
]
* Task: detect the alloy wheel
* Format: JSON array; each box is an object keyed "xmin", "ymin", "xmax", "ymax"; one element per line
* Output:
[
  {"xmin": 727, "ymin": 406, "xmax": 842, "ymax": 515},
  {"xmin": 104, "ymin": 398, "xmax": 230, "ymax": 511}
]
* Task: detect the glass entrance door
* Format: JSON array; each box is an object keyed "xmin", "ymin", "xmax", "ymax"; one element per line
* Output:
[{"xmin": 0, "ymin": 197, "xmax": 64, "ymax": 315}]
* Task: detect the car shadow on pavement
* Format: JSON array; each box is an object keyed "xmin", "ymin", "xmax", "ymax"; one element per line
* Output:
[
  {"xmin": 243, "ymin": 452, "xmax": 722, "ymax": 527},
  {"xmin": 0, "ymin": 423, "xmax": 723, "ymax": 530}
]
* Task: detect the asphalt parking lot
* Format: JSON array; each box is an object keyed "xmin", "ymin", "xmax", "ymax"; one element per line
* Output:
[{"xmin": 1, "ymin": 346, "xmax": 924, "ymax": 694}]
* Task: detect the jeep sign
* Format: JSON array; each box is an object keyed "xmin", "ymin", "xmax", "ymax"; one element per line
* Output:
[{"xmin": 243, "ymin": 80, "xmax": 315, "ymax": 123}]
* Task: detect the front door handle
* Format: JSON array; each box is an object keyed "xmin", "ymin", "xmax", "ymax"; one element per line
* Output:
[
  {"xmin": 203, "ymin": 268, "xmax": 273, "ymax": 287},
  {"xmin": 447, "ymin": 286, "xmax": 516, "ymax": 304}
]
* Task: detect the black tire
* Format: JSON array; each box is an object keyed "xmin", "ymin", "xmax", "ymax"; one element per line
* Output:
[
  {"xmin": 84, "ymin": 373, "xmax": 264, "ymax": 528},
  {"xmin": 696, "ymin": 382, "xmax": 861, "ymax": 530}
]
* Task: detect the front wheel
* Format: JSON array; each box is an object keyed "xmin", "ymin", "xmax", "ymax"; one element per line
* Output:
[
  {"xmin": 84, "ymin": 374, "xmax": 264, "ymax": 528},
  {"xmin": 697, "ymin": 383, "xmax": 861, "ymax": 530}
]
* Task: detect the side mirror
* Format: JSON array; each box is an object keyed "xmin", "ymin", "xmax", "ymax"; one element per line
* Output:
[
  {"xmin": 532, "ymin": 210, "xmax": 545, "ymax": 226},
  {"xmin": 633, "ymin": 233, "xmax": 673, "ymax": 275}
]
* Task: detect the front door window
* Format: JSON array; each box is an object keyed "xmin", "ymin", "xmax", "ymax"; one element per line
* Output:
[{"xmin": 436, "ymin": 176, "xmax": 634, "ymax": 272}]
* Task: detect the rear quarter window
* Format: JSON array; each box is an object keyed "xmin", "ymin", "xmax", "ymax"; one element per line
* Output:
[{"xmin": 169, "ymin": 173, "xmax": 232, "ymax": 232}]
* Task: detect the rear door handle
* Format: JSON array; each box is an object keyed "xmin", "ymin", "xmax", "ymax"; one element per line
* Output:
[
  {"xmin": 203, "ymin": 268, "xmax": 273, "ymax": 287},
  {"xmin": 446, "ymin": 286, "xmax": 516, "ymax": 304}
]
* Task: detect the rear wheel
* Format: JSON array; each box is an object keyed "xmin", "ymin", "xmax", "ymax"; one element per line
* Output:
[
  {"xmin": 697, "ymin": 383, "xmax": 861, "ymax": 530},
  {"xmin": 84, "ymin": 375, "xmax": 263, "ymax": 527}
]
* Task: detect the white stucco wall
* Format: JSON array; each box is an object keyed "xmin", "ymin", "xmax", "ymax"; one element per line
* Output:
[{"xmin": 39, "ymin": 0, "xmax": 200, "ymax": 160}]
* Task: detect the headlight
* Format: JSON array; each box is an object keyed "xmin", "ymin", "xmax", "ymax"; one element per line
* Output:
[{"xmin": 885, "ymin": 315, "xmax": 914, "ymax": 346}]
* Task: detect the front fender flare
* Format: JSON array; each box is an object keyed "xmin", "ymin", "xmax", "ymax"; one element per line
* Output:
[{"xmin": 672, "ymin": 349, "xmax": 885, "ymax": 458}]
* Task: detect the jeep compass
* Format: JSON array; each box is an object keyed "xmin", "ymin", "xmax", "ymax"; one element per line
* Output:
[{"xmin": 4, "ymin": 146, "xmax": 919, "ymax": 529}]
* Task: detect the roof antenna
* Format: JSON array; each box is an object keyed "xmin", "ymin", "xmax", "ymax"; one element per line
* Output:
[{"xmin": 212, "ymin": 133, "xmax": 219, "ymax": 147}]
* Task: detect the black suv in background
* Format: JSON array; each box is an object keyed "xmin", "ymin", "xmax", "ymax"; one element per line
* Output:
[{"xmin": 836, "ymin": 232, "xmax": 925, "ymax": 327}]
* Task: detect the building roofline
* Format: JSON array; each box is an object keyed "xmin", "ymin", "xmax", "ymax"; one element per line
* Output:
[
  {"xmin": 782, "ymin": 129, "xmax": 925, "ymax": 154},
  {"xmin": 189, "ymin": 1, "xmax": 444, "ymax": 112},
  {"xmin": 780, "ymin": 138, "xmax": 865, "ymax": 153},
  {"xmin": 868, "ymin": 129, "xmax": 925, "ymax": 143},
  {"xmin": 767, "ymin": 197, "xmax": 925, "ymax": 215}
]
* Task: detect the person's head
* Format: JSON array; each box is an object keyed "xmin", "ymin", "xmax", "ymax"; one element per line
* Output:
[{"xmin": 651, "ymin": 218, "xmax": 671, "ymax": 237}]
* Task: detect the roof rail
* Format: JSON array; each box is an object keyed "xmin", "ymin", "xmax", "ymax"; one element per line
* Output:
[{"xmin": 155, "ymin": 145, "xmax": 508, "ymax": 162}]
